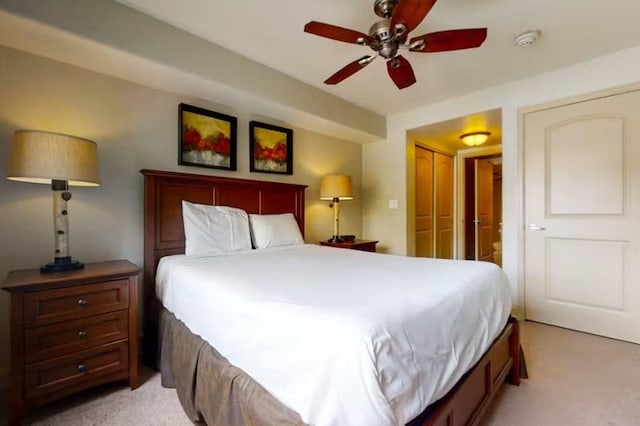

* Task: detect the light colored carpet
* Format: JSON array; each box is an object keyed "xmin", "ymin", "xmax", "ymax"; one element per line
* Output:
[
  {"xmin": 25, "ymin": 370, "xmax": 191, "ymax": 426},
  {"xmin": 8, "ymin": 321, "xmax": 640, "ymax": 425},
  {"xmin": 481, "ymin": 321, "xmax": 640, "ymax": 426}
]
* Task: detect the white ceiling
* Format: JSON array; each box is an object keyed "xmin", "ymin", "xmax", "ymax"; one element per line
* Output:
[{"xmin": 115, "ymin": 0, "xmax": 640, "ymax": 116}]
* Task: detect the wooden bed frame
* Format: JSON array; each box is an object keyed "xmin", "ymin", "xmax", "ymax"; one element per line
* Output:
[{"xmin": 141, "ymin": 168, "xmax": 520, "ymax": 426}]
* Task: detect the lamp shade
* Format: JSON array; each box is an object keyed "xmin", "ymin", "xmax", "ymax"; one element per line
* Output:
[
  {"xmin": 320, "ymin": 175, "xmax": 353, "ymax": 200},
  {"xmin": 7, "ymin": 130, "xmax": 100, "ymax": 186}
]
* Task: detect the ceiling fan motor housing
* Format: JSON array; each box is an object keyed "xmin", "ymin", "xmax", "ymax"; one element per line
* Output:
[{"xmin": 369, "ymin": 20, "xmax": 398, "ymax": 58}]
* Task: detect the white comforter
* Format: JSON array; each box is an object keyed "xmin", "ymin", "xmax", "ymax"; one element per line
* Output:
[{"xmin": 156, "ymin": 244, "xmax": 511, "ymax": 426}]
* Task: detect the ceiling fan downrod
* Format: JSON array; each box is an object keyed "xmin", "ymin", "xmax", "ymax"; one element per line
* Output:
[{"xmin": 374, "ymin": 0, "xmax": 399, "ymax": 18}]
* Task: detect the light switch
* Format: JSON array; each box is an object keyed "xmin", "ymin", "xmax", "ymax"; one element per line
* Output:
[{"xmin": 389, "ymin": 199, "xmax": 398, "ymax": 209}]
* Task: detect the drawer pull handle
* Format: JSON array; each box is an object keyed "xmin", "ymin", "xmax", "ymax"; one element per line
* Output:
[
  {"xmin": 77, "ymin": 363, "xmax": 87, "ymax": 373},
  {"xmin": 77, "ymin": 299, "xmax": 88, "ymax": 306},
  {"xmin": 78, "ymin": 331, "xmax": 88, "ymax": 338}
]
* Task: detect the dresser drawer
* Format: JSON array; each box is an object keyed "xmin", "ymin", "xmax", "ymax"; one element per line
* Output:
[
  {"xmin": 24, "ymin": 340, "xmax": 129, "ymax": 400},
  {"xmin": 3, "ymin": 260, "xmax": 140, "ymax": 423},
  {"xmin": 25, "ymin": 311, "xmax": 129, "ymax": 363},
  {"xmin": 24, "ymin": 279, "xmax": 129, "ymax": 326}
]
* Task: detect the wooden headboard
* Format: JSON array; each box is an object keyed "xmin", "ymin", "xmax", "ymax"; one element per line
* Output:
[{"xmin": 141, "ymin": 169, "xmax": 307, "ymax": 365}]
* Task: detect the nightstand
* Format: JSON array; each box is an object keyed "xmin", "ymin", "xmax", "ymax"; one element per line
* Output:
[
  {"xmin": 319, "ymin": 239, "xmax": 378, "ymax": 252},
  {"xmin": 2, "ymin": 260, "xmax": 141, "ymax": 425}
]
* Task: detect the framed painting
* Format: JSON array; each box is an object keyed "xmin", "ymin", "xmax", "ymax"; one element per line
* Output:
[
  {"xmin": 249, "ymin": 121, "xmax": 293, "ymax": 175},
  {"xmin": 179, "ymin": 103, "xmax": 237, "ymax": 171}
]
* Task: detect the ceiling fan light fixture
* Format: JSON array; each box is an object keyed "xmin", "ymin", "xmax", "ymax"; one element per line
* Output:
[{"xmin": 460, "ymin": 131, "xmax": 491, "ymax": 146}]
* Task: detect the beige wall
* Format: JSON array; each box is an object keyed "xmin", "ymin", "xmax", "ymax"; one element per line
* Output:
[
  {"xmin": 363, "ymin": 43, "xmax": 640, "ymax": 313},
  {"xmin": 0, "ymin": 46, "xmax": 363, "ymax": 380},
  {"xmin": 0, "ymin": 0, "xmax": 385, "ymax": 142}
]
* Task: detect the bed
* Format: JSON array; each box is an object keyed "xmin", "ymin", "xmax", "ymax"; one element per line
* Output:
[{"xmin": 141, "ymin": 169, "xmax": 521, "ymax": 426}]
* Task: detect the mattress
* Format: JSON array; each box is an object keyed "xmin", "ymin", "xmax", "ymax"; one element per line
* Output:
[{"xmin": 156, "ymin": 244, "xmax": 512, "ymax": 426}]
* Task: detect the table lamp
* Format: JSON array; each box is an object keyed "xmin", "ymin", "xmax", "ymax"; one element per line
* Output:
[
  {"xmin": 320, "ymin": 174, "xmax": 353, "ymax": 243},
  {"xmin": 7, "ymin": 130, "xmax": 100, "ymax": 272}
]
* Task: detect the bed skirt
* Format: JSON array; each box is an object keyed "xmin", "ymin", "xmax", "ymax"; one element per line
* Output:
[
  {"xmin": 158, "ymin": 308, "xmax": 305, "ymax": 425},
  {"xmin": 159, "ymin": 307, "xmax": 526, "ymax": 425}
]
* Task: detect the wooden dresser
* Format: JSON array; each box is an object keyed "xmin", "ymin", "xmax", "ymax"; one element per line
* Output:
[
  {"xmin": 2, "ymin": 260, "xmax": 141, "ymax": 425},
  {"xmin": 319, "ymin": 239, "xmax": 378, "ymax": 252}
]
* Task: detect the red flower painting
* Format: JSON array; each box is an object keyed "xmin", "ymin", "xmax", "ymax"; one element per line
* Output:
[
  {"xmin": 250, "ymin": 121, "xmax": 293, "ymax": 175},
  {"xmin": 179, "ymin": 104, "xmax": 237, "ymax": 171}
]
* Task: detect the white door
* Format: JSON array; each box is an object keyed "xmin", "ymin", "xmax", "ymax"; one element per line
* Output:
[{"xmin": 524, "ymin": 89, "xmax": 640, "ymax": 343}]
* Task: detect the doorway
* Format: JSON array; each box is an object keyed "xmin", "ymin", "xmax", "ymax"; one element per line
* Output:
[
  {"xmin": 408, "ymin": 108, "xmax": 502, "ymax": 260},
  {"xmin": 463, "ymin": 155, "xmax": 502, "ymax": 264}
]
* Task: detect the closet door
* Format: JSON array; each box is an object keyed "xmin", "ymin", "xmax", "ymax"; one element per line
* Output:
[
  {"xmin": 415, "ymin": 146, "xmax": 434, "ymax": 257},
  {"xmin": 435, "ymin": 153, "xmax": 454, "ymax": 259}
]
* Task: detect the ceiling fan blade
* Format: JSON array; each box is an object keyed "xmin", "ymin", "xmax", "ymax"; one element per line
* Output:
[
  {"xmin": 410, "ymin": 28, "xmax": 488, "ymax": 52},
  {"xmin": 387, "ymin": 55, "xmax": 416, "ymax": 89},
  {"xmin": 390, "ymin": 0, "xmax": 438, "ymax": 34},
  {"xmin": 324, "ymin": 55, "xmax": 376, "ymax": 85},
  {"xmin": 304, "ymin": 21, "xmax": 373, "ymax": 44}
]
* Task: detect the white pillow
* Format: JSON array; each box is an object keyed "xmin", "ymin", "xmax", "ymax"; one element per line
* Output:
[
  {"xmin": 249, "ymin": 213, "xmax": 304, "ymax": 249},
  {"xmin": 182, "ymin": 201, "xmax": 252, "ymax": 255}
]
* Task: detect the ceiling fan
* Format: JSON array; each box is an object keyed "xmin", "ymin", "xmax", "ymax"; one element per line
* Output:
[{"xmin": 304, "ymin": 0, "xmax": 487, "ymax": 89}]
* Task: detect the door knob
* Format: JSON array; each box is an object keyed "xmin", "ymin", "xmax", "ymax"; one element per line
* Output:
[{"xmin": 527, "ymin": 224, "xmax": 546, "ymax": 231}]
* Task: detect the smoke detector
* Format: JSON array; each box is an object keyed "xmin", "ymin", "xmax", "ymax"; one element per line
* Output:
[{"xmin": 514, "ymin": 30, "xmax": 540, "ymax": 47}]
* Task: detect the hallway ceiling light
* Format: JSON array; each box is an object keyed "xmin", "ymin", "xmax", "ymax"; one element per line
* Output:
[{"xmin": 460, "ymin": 131, "xmax": 491, "ymax": 146}]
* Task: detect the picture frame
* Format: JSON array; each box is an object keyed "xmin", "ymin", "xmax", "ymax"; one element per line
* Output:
[
  {"xmin": 179, "ymin": 103, "xmax": 237, "ymax": 171},
  {"xmin": 249, "ymin": 121, "xmax": 293, "ymax": 175}
]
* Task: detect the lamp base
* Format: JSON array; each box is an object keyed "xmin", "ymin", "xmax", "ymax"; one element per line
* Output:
[
  {"xmin": 327, "ymin": 236, "xmax": 344, "ymax": 243},
  {"xmin": 41, "ymin": 256, "xmax": 85, "ymax": 273}
]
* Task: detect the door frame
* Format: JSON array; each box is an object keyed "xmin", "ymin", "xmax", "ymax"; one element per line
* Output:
[
  {"xmin": 517, "ymin": 81, "xmax": 640, "ymax": 320},
  {"xmin": 455, "ymin": 145, "xmax": 502, "ymax": 261}
]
